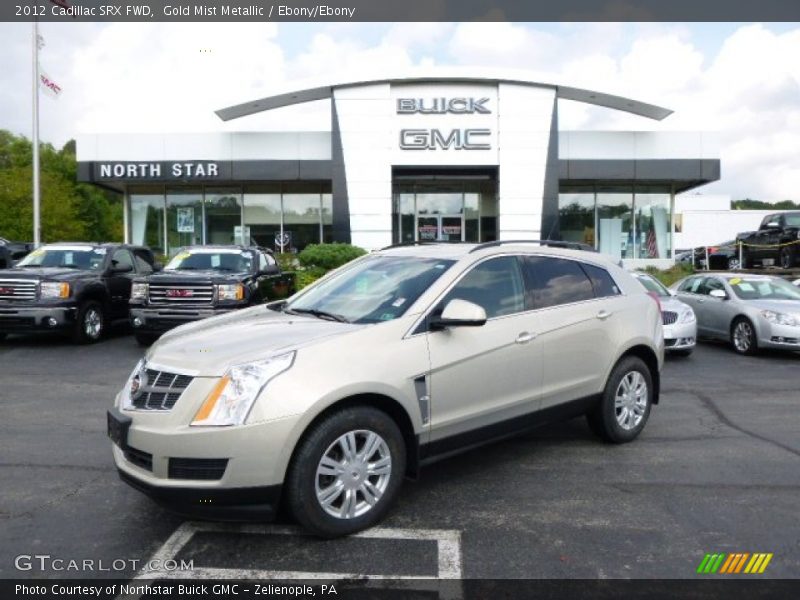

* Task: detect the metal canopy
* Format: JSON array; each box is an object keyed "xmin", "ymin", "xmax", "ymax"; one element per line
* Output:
[{"xmin": 215, "ymin": 76, "xmax": 673, "ymax": 122}]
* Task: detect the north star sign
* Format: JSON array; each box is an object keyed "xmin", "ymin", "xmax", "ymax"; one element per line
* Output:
[
  {"xmin": 397, "ymin": 96, "xmax": 492, "ymax": 151},
  {"xmin": 97, "ymin": 162, "xmax": 221, "ymax": 179}
]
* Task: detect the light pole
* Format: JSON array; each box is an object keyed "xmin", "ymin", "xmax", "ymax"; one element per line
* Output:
[{"xmin": 32, "ymin": 20, "xmax": 41, "ymax": 247}]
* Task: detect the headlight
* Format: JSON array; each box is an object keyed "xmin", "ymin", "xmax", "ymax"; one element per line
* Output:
[
  {"xmin": 40, "ymin": 281, "xmax": 70, "ymax": 299},
  {"xmin": 216, "ymin": 283, "xmax": 244, "ymax": 301},
  {"xmin": 119, "ymin": 359, "xmax": 145, "ymax": 409},
  {"xmin": 191, "ymin": 352, "xmax": 295, "ymax": 427},
  {"xmin": 761, "ymin": 310, "xmax": 799, "ymax": 327},
  {"xmin": 131, "ymin": 282, "xmax": 148, "ymax": 301},
  {"xmin": 679, "ymin": 309, "xmax": 696, "ymax": 324}
]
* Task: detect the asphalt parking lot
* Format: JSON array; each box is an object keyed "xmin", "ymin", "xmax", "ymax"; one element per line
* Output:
[{"xmin": 1, "ymin": 330, "xmax": 798, "ymax": 581}]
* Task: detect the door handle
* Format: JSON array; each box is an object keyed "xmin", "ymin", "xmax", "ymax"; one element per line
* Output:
[
  {"xmin": 596, "ymin": 310, "xmax": 611, "ymax": 320},
  {"xmin": 515, "ymin": 331, "xmax": 537, "ymax": 344}
]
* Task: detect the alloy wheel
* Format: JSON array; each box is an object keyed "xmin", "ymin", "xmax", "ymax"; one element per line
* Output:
[
  {"xmin": 733, "ymin": 321, "xmax": 753, "ymax": 353},
  {"xmin": 84, "ymin": 308, "xmax": 102, "ymax": 339},
  {"xmin": 315, "ymin": 429, "xmax": 392, "ymax": 520},
  {"xmin": 614, "ymin": 371, "xmax": 648, "ymax": 430}
]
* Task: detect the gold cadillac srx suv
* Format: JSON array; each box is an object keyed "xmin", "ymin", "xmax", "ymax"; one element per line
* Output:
[{"xmin": 108, "ymin": 241, "xmax": 664, "ymax": 537}]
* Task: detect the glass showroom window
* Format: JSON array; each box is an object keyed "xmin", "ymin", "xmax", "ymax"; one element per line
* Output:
[
  {"xmin": 634, "ymin": 186, "xmax": 672, "ymax": 259},
  {"xmin": 282, "ymin": 183, "xmax": 325, "ymax": 253},
  {"xmin": 128, "ymin": 186, "xmax": 165, "ymax": 256},
  {"xmin": 205, "ymin": 187, "xmax": 243, "ymax": 245},
  {"xmin": 243, "ymin": 184, "xmax": 282, "ymax": 250},
  {"xmin": 596, "ymin": 187, "xmax": 633, "ymax": 260},
  {"xmin": 392, "ymin": 184, "xmax": 415, "ymax": 245},
  {"xmin": 166, "ymin": 187, "xmax": 203, "ymax": 255},
  {"xmin": 558, "ymin": 186, "xmax": 595, "ymax": 247},
  {"xmin": 322, "ymin": 189, "xmax": 333, "ymax": 243}
]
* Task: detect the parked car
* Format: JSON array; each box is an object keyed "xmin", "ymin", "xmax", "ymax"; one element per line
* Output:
[
  {"xmin": 672, "ymin": 273, "xmax": 800, "ymax": 355},
  {"xmin": 0, "ymin": 242, "xmax": 156, "ymax": 343},
  {"xmin": 0, "ymin": 237, "xmax": 33, "ymax": 268},
  {"xmin": 108, "ymin": 241, "xmax": 664, "ymax": 537},
  {"xmin": 631, "ymin": 272, "xmax": 696, "ymax": 356},
  {"xmin": 676, "ymin": 241, "xmax": 739, "ymax": 270},
  {"xmin": 737, "ymin": 212, "xmax": 800, "ymax": 269},
  {"xmin": 129, "ymin": 245, "xmax": 295, "ymax": 346}
]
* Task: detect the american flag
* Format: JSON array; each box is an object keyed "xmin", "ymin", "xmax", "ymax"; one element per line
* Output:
[{"xmin": 646, "ymin": 225, "xmax": 659, "ymax": 258}]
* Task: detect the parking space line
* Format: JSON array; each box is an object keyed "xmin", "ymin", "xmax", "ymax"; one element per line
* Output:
[{"xmin": 131, "ymin": 520, "xmax": 463, "ymax": 584}]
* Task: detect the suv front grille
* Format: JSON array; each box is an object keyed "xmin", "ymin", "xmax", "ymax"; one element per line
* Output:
[
  {"xmin": 169, "ymin": 458, "xmax": 228, "ymax": 480},
  {"xmin": 148, "ymin": 283, "xmax": 213, "ymax": 306},
  {"xmin": 0, "ymin": 279, "xmax": 37, "ymax": 301},
  {"xmin": 130, "ymin": 368, "xmax": 193, "ymax": 410},
  {"xmin": 662, "ymin": 311, "xmax": 678, "ymax": 325}
]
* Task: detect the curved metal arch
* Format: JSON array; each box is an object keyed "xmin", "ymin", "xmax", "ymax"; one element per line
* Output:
[{"xmin": 215, "ymin": 75, "xmax": 672, "ymax": 122}]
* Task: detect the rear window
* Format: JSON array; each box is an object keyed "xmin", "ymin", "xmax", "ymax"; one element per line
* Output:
[
  {"xmin": 582, "ymin": 264, "xmax": 621, "ymax": 298},
  {"xmin": 522, "ymin": 256, "xmax": 595, "ymax": 309}
]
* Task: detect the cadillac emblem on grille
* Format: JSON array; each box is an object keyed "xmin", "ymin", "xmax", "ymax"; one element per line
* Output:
[
  {"xmin": 165, "ymin": 289, "xmax": 193, "ymax": 297},
  {"xmin": 130, "ymin": 370, "xmax": 143, "ymax": 397}
]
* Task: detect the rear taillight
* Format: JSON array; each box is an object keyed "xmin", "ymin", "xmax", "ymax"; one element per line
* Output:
[{"xmin": 646, "ymin": 291, "xmax": 662, "ymax": 313}]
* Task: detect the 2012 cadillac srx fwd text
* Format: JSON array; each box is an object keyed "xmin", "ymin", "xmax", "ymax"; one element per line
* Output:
[{"xmin": 108, "ymin": 242, "xmax": 664, "ymax": 537}]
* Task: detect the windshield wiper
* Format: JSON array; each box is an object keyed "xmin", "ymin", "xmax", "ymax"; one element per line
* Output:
[{"xmin": 283, "ymin": 307, "xmax": 350, "ymax": 323}]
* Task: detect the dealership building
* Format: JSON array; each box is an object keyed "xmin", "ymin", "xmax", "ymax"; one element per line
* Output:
[{"xmin": 76, "ymin": 73, "xmax": 720, "ymax": 265}]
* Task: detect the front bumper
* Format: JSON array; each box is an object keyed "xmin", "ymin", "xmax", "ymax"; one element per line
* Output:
[
  {"xmin": 758, "ymin": 322, "xmax": 800, "ymax": 350},
  {"xmin": 663, "ymin": 319, "xmax": 697, "ymax": 351},
  {"xmin": 0, "ymin": 304, "xmax": 77, "ymax": 332},
  {"xmin": 109, "ymin": 396, "xmax": 301, "ymax": 516},
  {"xmin": 130, "ymin": 306, "xmax": 239, "ymax": 334}
]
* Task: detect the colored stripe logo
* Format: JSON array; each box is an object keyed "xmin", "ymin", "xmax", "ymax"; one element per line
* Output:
[{"xmin": 697, "ymin": 553, "xmax": 773, "ymax": 574}]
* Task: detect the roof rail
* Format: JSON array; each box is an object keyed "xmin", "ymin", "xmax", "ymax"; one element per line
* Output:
[
  {"xmin": 380, "ymin": 241, "xmax": 452, "ymax": 250},
  {"xmin": 468, "ymin": 239, "xmax": 597, "ymax": 253}
]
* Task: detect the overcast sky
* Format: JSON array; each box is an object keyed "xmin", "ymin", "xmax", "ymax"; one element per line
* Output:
[{"xmin": 1, "ymin": 21, "xmax": 799, "ymax": 200}]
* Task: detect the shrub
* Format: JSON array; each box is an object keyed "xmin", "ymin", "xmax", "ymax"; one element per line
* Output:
[
  {"xmin": 297, "ymin": 243, "xmax": 367, "ymax": 271},
  {"xmin": 641, "ymin": 263, "xmax": 695, "ymax": 288}
]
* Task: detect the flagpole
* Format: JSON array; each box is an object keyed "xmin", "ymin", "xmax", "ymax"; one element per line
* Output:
[{"xmin": 32, "ymin": 20, "xmax": 41, "ymax": 248}]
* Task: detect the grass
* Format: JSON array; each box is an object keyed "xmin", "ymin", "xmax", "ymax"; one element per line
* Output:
[{"xmin": 639, "ymin": 263, "xmax": 695, "ymax": 288}]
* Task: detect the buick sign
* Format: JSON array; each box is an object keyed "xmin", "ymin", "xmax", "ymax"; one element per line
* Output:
[{"xmin": 396, "ymin": 98, "xmax": 491, "ymax": 114}]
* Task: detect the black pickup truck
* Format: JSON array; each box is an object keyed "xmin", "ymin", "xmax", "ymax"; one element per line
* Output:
[
  {"xmin": 0, "ymin": 242, "xmax": 156, "ymax": 343},
  {"xmin": 129, "ymin": 245, "xmax": 295, "ymax": 345},
  {"xmin": 738, "ymin": 212, "xmax": 800, "ymax": 269}
]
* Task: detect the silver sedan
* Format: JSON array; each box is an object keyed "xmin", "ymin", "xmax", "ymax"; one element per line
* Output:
[
  {"xmin": 671, "ymin": 273, "xmax": 800, "ymax": 355},
  {"xmin": 631, "ymin": 272, "xmax": 697, "ymax": 355}
]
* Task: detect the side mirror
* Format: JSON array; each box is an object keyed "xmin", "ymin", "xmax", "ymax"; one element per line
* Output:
[
  {"xmin": 709, "ymin": 289, "xmax": 728, "ymax": 300},
  {"xmin": 110, "ymin": 264, "xmax": 133, "ymax": 274},
  {"xmin": 430, "ymin": 299, "xmax": 487, "ymax": 330},
  {"xmin": 260, "ymin": 264, "xmax": 280, "ymax": 275}
]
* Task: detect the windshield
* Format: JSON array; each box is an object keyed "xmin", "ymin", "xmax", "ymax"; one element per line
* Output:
[
  {"xmin": 634, "ymin": 273, "xmax": 670, "ymax": 298},
  {"xmin": 286, "ymin": 255, "xmax": 456, "ymax": 324},
  {"xmin": 165, "ymin": 250, "xmax": 253, "ymax": 272},
  {"xmin": 728, "ymin": 277, "xmax": 800, "ymax": 301},
  {"xmin": 16, "ymin": 246, "xmax": 106, "ymax": 270}
]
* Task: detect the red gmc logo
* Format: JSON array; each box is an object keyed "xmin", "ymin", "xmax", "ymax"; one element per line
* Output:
[
  {"xmin": 0, "ymin": 287, "xmax": 13, "ymax": 295},
  {"xmin": 165, "ymin": 289, "xmax": 193, "ymax": 298}
]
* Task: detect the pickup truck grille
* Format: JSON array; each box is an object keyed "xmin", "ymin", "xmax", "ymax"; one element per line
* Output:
[
  {"xmin": 148, "ymin": 283, "xmax": 213, "ymax": 306},
  {"xmin": 662, "ymin": 311, "xmax": 678, "ymax": 325},
  {"xmin": 0, "ymin": 279, "xmax": 38, "ymax": 301},
  {"xmin": 130, "ymin": 368, "xmax": 194, "ymax": 410}
]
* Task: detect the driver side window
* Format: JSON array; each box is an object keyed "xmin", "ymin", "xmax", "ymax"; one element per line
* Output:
[
  {"xmin": 111, "ymin": 249, "xmax": 134, "ymax": 271},
  {"xmin": 440, "ymin": 256, "xmax": 525, "ymax": 319}
]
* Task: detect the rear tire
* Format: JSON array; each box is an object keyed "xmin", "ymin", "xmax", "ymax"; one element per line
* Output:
[
  {"xmin": 72, "ymin": 301, "xmax": 105, "ymax": 344},
  {"xmin": 134, "ymin": 332, "xmax": 159, "ymax": 346},
  {"xmin": 587, "ymin": 356, "xmax": 654, "ymax": 444},
  {"xmin": 780, "ymin": 246, "xmax": 795, "ymax": 269},
  {"xmin": 286, "ymin": 406, "xmax": 406, "ymax": 538},
  {"xmin": 731, "ymin": 317, "xmax": 758, "ymax": 355}
]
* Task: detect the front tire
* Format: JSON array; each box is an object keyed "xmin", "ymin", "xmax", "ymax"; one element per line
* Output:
[
  {"xmin": 587, "ymin": 356, "xmax": 654, "ymax": 443},
  {"xmin": 780, "ymin": 246, "xmax": 795, "ymax": 269},
  {"xmin": 72, "ymin": 301, "xmax": 105, "ymax": 344},
  {"xmin": 731, "ymin": 317, "xmax": 758, "ymax": 355},
  {"xmin": 286, "ymin": 407, "xmax": 406, "ymax": 538}
]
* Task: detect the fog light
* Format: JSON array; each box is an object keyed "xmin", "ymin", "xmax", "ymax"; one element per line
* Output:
[
  {"xmin": 132, "ymin": 317, "xmax": 143, "ymax": 327},
  {"xmin": 46, "ymin": 317, "xmax": 57, "ymax": 327}
]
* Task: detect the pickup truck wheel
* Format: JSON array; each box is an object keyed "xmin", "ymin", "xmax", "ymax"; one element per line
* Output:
[
  {"xmin": 741, "ymin": 251, "xmax": 754, "ymax": 269},
  {"xmin": 731, "ymin": 317, "xmax": 758, "ymax": 355},
  {"xmin": 587, "ymin": 356, "xmax": 653, "ymax": 444},
  {"xmin": 134, "ymin": 333, "xmax": 158, "ymax": 346},
  {"xmin": 286, "ymin": 407, "xmax": 406, "ymax": 538},
  {"xmin": 780, "ymin": 246, "xmax": 795, "ymax": 269},
  {"xmin": 72, "ymin": 301, "xmax": 105, "ymax": 344}
]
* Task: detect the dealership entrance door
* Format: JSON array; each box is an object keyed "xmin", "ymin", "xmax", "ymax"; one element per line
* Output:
[{"xmin": 392, "ymin": 172, "xmax": 498, "ymax": 245}]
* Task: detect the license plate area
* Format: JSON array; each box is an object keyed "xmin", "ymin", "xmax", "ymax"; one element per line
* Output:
[{"xmin": 107, "ymin": 408, "xmax": 132, "ymax": 450}]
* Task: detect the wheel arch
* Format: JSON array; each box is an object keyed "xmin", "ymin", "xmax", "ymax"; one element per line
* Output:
[
  {"xmin": 617, "ymin": 344, "xmax": 660, "ymax": 404},
  {"xmin": 286, "ymin": 393, "xmax": 421, "ymax": 480}
]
